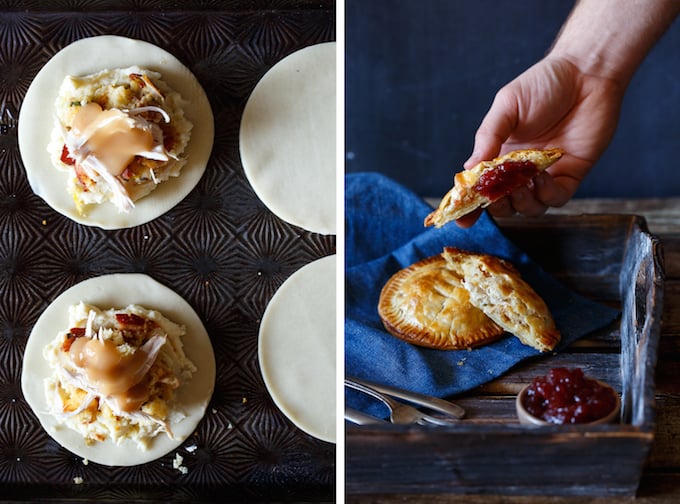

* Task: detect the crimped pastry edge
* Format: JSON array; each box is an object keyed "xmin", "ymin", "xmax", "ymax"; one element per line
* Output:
[{"xmin": 378, "ymin": 255, "xmax": 504, "ymax": 350}]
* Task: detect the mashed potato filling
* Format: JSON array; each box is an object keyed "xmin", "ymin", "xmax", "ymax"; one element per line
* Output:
[
  {"xmin": 49, "ymin": 66, "xmax": 192, "ymax": 213},
  {"xmin": 43, "ymin": 302, "xmax": 197, "ymax": 449}
]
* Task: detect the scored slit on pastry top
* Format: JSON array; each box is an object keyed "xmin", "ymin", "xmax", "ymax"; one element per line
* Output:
[{"xmin": 378, "ymin": 255, "xmax": 504, "ymax": 350}]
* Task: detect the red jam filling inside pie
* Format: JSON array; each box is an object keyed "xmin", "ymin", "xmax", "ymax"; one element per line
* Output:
[{"xmin": 474, "ymin": 160, "xmax": 539, "ymax": 201}]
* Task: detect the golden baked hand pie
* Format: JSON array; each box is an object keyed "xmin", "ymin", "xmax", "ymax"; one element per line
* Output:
[
  {"xmin": 378, "ymin": 255, "xmax": 504, "ymax": 350},
  {"xmin": 442, "ymin": 247, "xmax": 561, "ymax": 352},
  {"xmin": 425, "ymin": 148, "xmax": 565, "ymax": 227}
]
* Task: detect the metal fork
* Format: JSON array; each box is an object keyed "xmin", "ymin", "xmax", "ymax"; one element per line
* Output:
[{"xmin": 345, "ymin": 378, "xmax": 458, "ymax": 426}]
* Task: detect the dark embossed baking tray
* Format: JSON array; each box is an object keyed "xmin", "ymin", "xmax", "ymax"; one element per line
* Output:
[{"xmin": 0, "ymin": 1, "xmax": 335, "ymax": 501}]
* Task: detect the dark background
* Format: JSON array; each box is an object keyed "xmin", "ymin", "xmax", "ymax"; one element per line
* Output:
[{"xmin": 345, "ymin": 0, "xmax": 680, "ymax": 198}]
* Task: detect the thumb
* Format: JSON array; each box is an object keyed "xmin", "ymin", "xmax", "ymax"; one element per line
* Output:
[{"xmin": 464, "ymin": 88, "xmax": 518, "ymax": 169}]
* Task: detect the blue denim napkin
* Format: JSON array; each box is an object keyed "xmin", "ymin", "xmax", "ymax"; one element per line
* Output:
[{"xmin": 345, "ymin": 172, "xmax": 619, "ymax": 417}]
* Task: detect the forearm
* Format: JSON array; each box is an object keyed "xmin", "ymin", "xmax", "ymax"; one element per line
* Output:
[{"xmin": 549, "ymin": 0, "xmax": 680, "ymax": 86}]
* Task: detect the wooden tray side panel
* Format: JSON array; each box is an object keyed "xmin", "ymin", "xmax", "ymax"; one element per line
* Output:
[
  {"xmin": 345, "ymin": 427, "xmax": 651, "ymax": 497},
  {"xmin": 497, "ymin": 215, "xmax": 631, "ymax": 302},
  {"xmin": 619, "ymin": 217, "xmax": 665, "ymax": 428}
]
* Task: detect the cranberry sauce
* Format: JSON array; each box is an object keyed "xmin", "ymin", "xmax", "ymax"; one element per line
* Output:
[
  {"xmin": 474, "ymin": 160, "xmax": 538, "ymax": 201},
  {"xmin": 60, "ymin": 145, "xmax": 76, "ymax": 165},
  {"xmin": 523, "ymin": 367, "xmax": 617, "ymax": 424}
]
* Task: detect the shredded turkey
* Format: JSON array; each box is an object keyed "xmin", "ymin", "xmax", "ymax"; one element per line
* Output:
[{"xmin": 43, "ymin": 303, "xmax": 196, "ymax": 449}]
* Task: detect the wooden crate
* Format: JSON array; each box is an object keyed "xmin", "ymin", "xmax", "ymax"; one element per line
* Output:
[{"xmin": 345, "ymin": 214, "xmax": 664, "ymax": 497}]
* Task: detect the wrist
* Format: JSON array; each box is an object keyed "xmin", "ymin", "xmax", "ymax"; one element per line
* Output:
[
  {"xmin": 548, "ymin": 0, "xmax": 680, "ymax": 87},
  {"xmin": 548, "ymin": 41, "xmax": 631, "ymax": 87}
]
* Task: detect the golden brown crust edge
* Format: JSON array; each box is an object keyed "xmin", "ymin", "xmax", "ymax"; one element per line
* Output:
[
  {"xmin": 377, "ymin": 255, "xmax": 505, "ymax": 350},
  {"xmin": 424, "ymin": 148, "xmax": 565, "ymax": 228}
]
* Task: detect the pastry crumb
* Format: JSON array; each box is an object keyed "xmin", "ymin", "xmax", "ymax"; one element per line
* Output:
[
  {"xmin": 173, "ymin": 452, "xmax": 183, "ymax": 467},
  {"xmin": 185, "ymin": 444, "xmax": 197, "ymax": 453},
  {"xmin": 173, "ymin": 452, "xmax": 188, "ymax": 474},
  {"xmin": 82, "ymin": 458, "xmax": 89, "ymax": 465},
  {"xmin": 73, "ymin": 476, "xmax": 83, "ymax": 484}
]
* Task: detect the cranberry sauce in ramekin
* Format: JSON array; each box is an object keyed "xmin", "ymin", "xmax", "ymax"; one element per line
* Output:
[{"xmin": 521, "ymin": 367, "xmax": 619, "ymax": 424}]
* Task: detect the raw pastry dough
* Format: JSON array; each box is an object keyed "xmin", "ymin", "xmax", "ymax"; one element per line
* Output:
[
  {"xmin": 18, "ymin": 35, "xmax": 214, "ymax": 229},
  {"xmin": 442, "ymin": 247, "xmax": 561, "ymax": 352},
  {"xmin": 378, "ymin": 255, "xmax": 504, "ymax": 350},
  {"xmin": 21, "ymin": 274, "xmax": 216, "ymax": 466},
  {"xmin": 425, "ymin": 148, "xmax": 564, "ymax": 227},
  {"xmin": 240, "ymin": 42, "xmax": 336, "ymax": 235},
  {"xmin": 258, "ymin": 255, "xmax": 336, "ymax": 443}
]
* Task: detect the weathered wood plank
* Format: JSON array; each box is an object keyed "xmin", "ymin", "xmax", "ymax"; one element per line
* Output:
[
  {"xmin": 546, "ymin": 197, "xmax": 680, "ymax": 236},
  {"xmin": 618, "ymin": 223, "xmax": 663, "ymax": 428},
  {"xmin": 444, "ymin": 396, "xmax": 517, "ymax": 423},
  {"xmin": 646, "ymin": 394, "xmax": 680, "ymax": 468},
  {"xmin": 346, "ymin": 425, "xmax": 651, "ymax": 497},
  {"xmin": 498, "ymin": 214, "xmax": 630, "ymax": 301},
  {"xmin": 655, "ymin": 339, "xmax": 680, "ymax": 395},
  {"xmin": 637, "ymin": 471, "xmax": 680, "ymax": 501},
  {"xmin": 469, "ymin": 352, "xmax": 622, "ymax": 396},
  {"xmin": 658, "ymin": 235, "xmax": 680, "ymax": 278},
  {"xmin": 347, "ymin": 474, "xmax": 680, "ymax": 504},
  {"xmin": 661, "ymin": 280, "xmax": 680, "ymax": 333}
]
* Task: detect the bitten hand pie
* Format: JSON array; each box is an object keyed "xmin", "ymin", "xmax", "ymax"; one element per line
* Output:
[
  {"xmin": 424, "ymin": 148, "xmax": 565, "ymax": 227},
  {"xmin": 378, "ymin": 255, "xmax": 504, "ymax": 350},
  {"xmin": 442, "ymin": 247, "xmax": 561, "ymax": 352}
]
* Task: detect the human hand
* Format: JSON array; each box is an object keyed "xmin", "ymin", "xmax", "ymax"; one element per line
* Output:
[{"xmin": 456, "ymin": 55, "xmax": 625, "ymax": 228}]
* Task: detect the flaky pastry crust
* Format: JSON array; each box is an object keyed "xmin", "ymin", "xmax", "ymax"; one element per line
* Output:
[
  {"xmin": 425, "ymin": 148, "xmax": 565, "ymax": 228},
  {"xmin": 442, "ymin": 247, "xmax": 561, "ymax": 352}
]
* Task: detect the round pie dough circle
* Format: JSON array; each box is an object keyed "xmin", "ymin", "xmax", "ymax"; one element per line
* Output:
[
  {"xmin": 240, "ymin": 42, "xmax": 336, "ymax": 235},
  {"xmin": 21, "ymin": 274, "xmax": 216, "ymax": 467},
  {"xmin": 258, "ymin": 255, "xmax": 336, "ymax": 443},
  {"xmin": 18, "ymin": 35, "xmax": 214, "ymax": 229}
]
